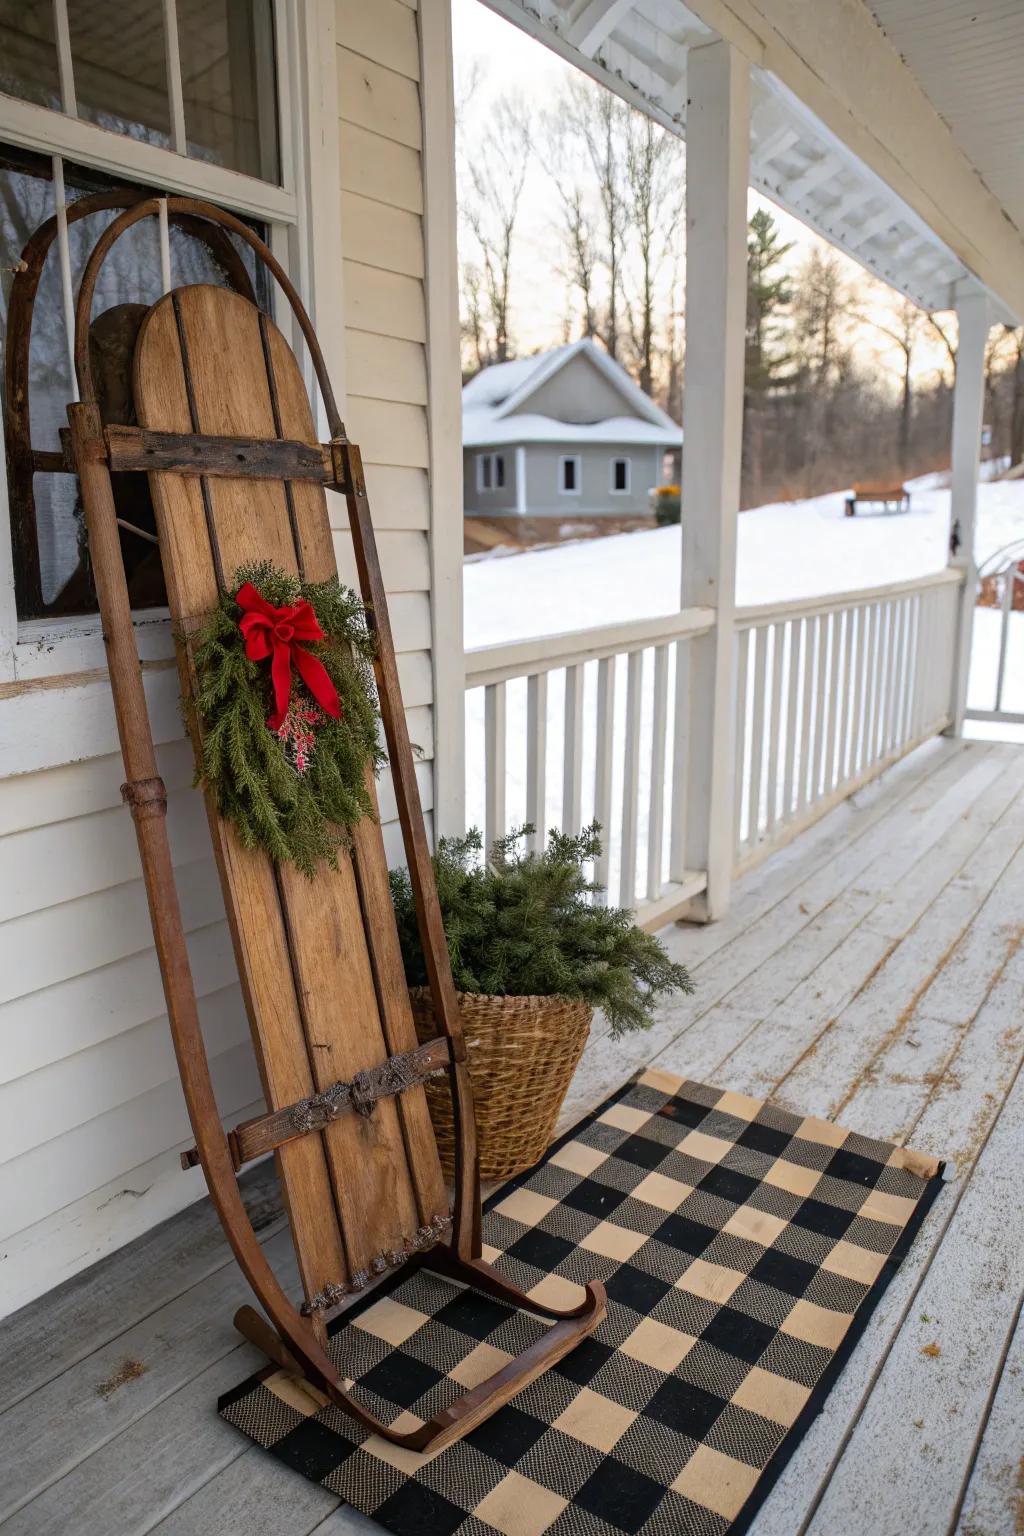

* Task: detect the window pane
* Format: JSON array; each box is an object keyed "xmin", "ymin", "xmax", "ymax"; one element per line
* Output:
[
  {"xmin": 0, "ymin": 148, "xmax": 270, "ymax": 619},
  {"xmin": 614, "ymin": 459, "xmax": 628, "ymax": 491},
  {"xmin": 178, "ymin": 0, "xmax": 280, "ymax": 182},
  {"xmin": 68, "ymin": 0, "xmax": 172, "ymax": 147},
  {"xmin": 495, "ymin": 454, "xmax": 505, "ymax": 488},
  {"xmin": 0, "ymin": 1, "xmax": 62, "ymax": 110},
  {"xmin": 563, "ymin": 458, "xmax": 576, "ymax": 491}
]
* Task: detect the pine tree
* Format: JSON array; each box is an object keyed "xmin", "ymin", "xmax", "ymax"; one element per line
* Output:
[{"xmin": 745, "ymin": 209, "xmax": 793, "ymax": 396}]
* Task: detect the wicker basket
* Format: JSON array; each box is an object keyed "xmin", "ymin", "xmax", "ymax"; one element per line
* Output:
[{"xmin": 410, "ymin": 989, "xmax": 592, "ymax": 1181}]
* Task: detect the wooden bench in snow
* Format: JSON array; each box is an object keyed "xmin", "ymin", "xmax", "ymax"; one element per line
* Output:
[{"xmin": 845, "ymin": 482, "xmax": 910, "ymax": 516}]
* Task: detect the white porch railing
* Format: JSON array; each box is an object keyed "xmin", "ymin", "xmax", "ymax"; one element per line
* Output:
[
  {"xmin": 733, "ymin": 568, "xmax": 963, "ymax": 870},
  {"xmin": 464, "ymin": 568, "xmax": 964, "ymax": 926},
  {"xmin": 965, "ymin": 545, "xmax": 1024, "ymax": 727},
  {"xmin": 464, "ymin": 608, "xmax": 715, "ymax": 929}
]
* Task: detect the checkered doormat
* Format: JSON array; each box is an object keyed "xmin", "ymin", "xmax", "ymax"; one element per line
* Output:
[{"xmin": 220, "ymin": 1068, "xmax": 944, "ymax": 1535}]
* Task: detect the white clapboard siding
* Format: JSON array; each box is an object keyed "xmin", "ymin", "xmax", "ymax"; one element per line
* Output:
[
  {"xmin": 338, "ymin": 122, "xmax": 423, "ymax": 214},
  {"xmin": 0, "ymin": 1, "xmax": 447, "ymax": 1311}
]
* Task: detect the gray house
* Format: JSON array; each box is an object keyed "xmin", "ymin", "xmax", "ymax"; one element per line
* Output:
[{"xmin": 462, "ymin": 340, "xmax": 681, "ymax": 528}]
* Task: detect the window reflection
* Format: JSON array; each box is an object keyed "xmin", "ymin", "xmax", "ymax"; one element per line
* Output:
[
  {"xmin": 0, "ymin": 1, "xmax": 62, "ymax": 111},
  {"xmin": 68, "ymin": 0, "xmax": 172, "ymax": 147},
  {"xmin": 179, "ymin": 0, "xmax": 279, "ymax": 182}
]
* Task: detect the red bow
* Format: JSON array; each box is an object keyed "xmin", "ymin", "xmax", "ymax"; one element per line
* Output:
[{"xmin": 236, "ymin": 583, "xmax": 341, "ymax": 733}]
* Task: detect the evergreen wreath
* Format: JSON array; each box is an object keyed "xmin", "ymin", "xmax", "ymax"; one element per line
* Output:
[
  {"xmin": 391, "ymin": 823, "xmax": 694, "ymax": 1035},
  {"xmin": 190, "ymin": 561, "xmax": 383, "ymax": 876}
]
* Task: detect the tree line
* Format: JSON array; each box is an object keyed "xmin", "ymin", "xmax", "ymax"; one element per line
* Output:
[{"xmin": 458, "ymin": 74, "xmax": 1024, "ymax": 509}]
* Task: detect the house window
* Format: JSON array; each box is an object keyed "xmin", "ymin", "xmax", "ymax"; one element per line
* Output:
[
  {"xmin": 0, "ymin": 0, "xmax": 279, "ymax": 179},
  {"xmin": 0, "ymin": 1, "xmax": 287, "ymax": 626},
  {"xmin": 611, "ymin": 457, "xmax": 631, "ymax": 494},
  {"xmin": 560, "ymin": 455, "xmax": 581, "ymax": 494},
  {"xmin": 476, "ymin": 452, "xmax": 504, "ymax": 492}
]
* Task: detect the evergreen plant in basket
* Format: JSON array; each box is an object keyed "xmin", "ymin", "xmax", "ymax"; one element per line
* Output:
[{"xmin": 391, "ymin": 824, "xmax": 694, "ymax": 1179}]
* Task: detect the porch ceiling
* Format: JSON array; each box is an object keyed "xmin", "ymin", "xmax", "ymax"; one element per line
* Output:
[
  {"xmin": 864, "ymin": 0, "xmax": 1024, "ymax": 239},
  {"xmin": 481, "ymin": 0, "xmax": 1019, "ymax": 319}
]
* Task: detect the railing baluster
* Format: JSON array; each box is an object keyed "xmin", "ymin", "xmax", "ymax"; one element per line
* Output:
[
  {"xmin": 525, "ymin": 672, "xmax": 548, "ymax": 853},
  {"xmin": 594, "ymin": 657, "xmax": 616, "ymax": 895},
  {"xmin": 563, "ymin": 663, "xmax": 585, "ymax": 834},
  {"xmin": 484, "ymin": 681, "xmax": 507, "ymax": 850},
  {"xmin": 783, "ymin": 618, "xmax": 800, "ymax": 822},
  {"xmin": 837, "ymin": 605, "xmax": 855, "ymax": 786},
  {"xmin": 869, "ymin": 602, "xmax": 885, "ymax": 762},
  {"xmin": 812, "ymin": 611, "xmax": 829, "ymax": 801},
  {"xmin": 855, "ymin": 599, "xmax": 872, "ymax": 774},
  {"xmin": 797, "ymin": 615, "xmax": 816, "ymax": 814},
  {"xmin": 748, "ymin": 626, "xmax": 768, "ymax": 848},
  {"xmin": 647, "ymin": 645, "xmax": 670, "ymax": 902},
  {"xmin": 824, "ymin": 609, "xmax": 842, "ymax": 794},
  {"xmin": 883, "ymin": 599, "xmax": 902, "ymax": 755},
  {"xmin": 864, "ymin": 602, "xmax": 882, "ymax": 770},
  {"xmin": 908, "ymin": 592, "xmax": 927, "ymax": 743},
  {"xmin": 669, "ymin": 640, "xmax": 690, "ymax": 883},
  {"xmin": 766, "ymin": 622, "xmax": 784, "ymax": 833},
  {"xmin": 620, "ymin": 650, "xmax": 644, "ymax": 907},
  {"xmin": 734, "ymin": 628, "xmax": 751, "ymax": 855},
  {"xmin": 995, "ymin": 563, "xmax": 1014, "ymax": 712}
]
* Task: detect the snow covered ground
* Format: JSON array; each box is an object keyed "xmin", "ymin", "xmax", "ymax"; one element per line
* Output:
[
  {"xmin": 462, "ymin": 476, "xmax": 1024, "ymax": 886},
  {"xmin": 464, "ymin": 473, "xmax": 1024, "ymax": 646}
]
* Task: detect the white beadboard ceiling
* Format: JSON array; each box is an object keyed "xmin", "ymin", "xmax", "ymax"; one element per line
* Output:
[
  {"xmin": 864, "ymin": 0, "xmax": 1024, "ymax": 238},
  {"xmin": 482, "ymin": 0, "xmax": 1021, "ymax": 317}
]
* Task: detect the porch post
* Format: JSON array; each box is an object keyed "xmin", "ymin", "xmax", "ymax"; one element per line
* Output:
[
  {"xmin": 947, "ymin": 283, "xmax": 990, "ymax": 736},
  {"xmin": 679, "ymin": 39, "xmax": 749, "ymax": 921}
]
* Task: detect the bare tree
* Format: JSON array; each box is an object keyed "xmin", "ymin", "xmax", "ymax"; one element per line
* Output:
[
  {"xmin": 623, "ymin": 113, "xmax": 680, "ymax": 395},
  {"xmin": 562, "ymin": 78, "xmax": 629, "ymax": 361},
  {"xmin": 542, "ymin": 106, "xmax": 600, "ymax": 340},
  {"xmin": 926, "ymin": 311, "xmax": 958, "ymax": 383},
  {"xmin": 461, "ymin": 93, "xmax": 531, "ymax": 367},
  {"xmin": 857, "ymin": 296, "xmax": 926, "ymax": 471}
]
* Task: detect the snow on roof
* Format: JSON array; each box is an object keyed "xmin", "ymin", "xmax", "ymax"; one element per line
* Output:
[
  {"xmin": 463, "ymin": 412, "xmax": 680, "ymax": 448},
  {"xmin": 462, "ymin": 338, "xmax": 681, "ymax": 448}
]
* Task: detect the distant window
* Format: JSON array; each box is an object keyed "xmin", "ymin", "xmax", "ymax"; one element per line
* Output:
[
  {"xmin": 560, "ymin": 455, "xmax": 581, "ymax": 494},
  {"xmin": 476, "ymin": 452, "xmax": 504, "ymax": 492},
  {"xmin": 611, "ymin": 457, "xmax": 631, "ymax": 493}
]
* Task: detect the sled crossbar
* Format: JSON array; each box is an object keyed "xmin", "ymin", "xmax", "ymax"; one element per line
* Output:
[
  {"xmin": 41, "ymin": 425, "xmax": 351, "ymax": 485},
  {"xmin": 181, "ymin": 1036, "xmax": 456, "ymax": 1172},
  {"xmin": 105, "ymin": 424, "xmax": 350, "ymax": 487}
]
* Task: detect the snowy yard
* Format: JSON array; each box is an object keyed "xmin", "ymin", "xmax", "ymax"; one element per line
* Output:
[{"xmin": 463, "ymin": 476, "xmax": 1024, "ymax": 873}]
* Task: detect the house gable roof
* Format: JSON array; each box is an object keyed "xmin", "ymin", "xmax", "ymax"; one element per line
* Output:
[{"xmin": 462, "ymin": 339, "xmax": 681, "ymax": 449}]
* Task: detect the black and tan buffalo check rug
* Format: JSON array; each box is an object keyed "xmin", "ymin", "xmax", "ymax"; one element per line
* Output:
[{"xmin": 220, "ymin": 1068, "xmax": 944, "ymax": 1535}]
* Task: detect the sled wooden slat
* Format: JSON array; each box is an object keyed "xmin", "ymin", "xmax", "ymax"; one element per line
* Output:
[
  {"xmin": 129, "ymin": 297, "xmax": 348, "ymax": 1321},
  {"xmin": 261, "ymin": 317, "xmax": 450, "ymax": 1226},
  {"xmin": 134, "ymin": 285, "xmax": 428, "ymax": 1290}
]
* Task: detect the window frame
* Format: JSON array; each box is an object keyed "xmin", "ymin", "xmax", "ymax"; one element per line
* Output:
[
  {"xmin": 559, "ymin": 454, "xmax": 581, "ymax": 495},
  {"xmin": 610, "ymin": 456, "xmax": 631, "ymax": 494},
  {"xmin": 0, "ymin": 0, "xmax": 339, "ymax": 685},
  {"xmin": 475, "ymin": 451, "xmax": 505, "ymax": 493}
]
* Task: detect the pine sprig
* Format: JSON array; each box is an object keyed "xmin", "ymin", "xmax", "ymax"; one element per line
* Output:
[
  {"xmin": 190, "ymin": 563, "xmax": 384, "ymax": 876},
  {"xmin": 390, "ymin": 823, "xmax": 694, "ymax": 1035}
]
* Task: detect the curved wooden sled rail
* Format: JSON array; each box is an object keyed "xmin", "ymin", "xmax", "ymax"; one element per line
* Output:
[{"xmin": 65, "ymin": 195, "xmax": 606, "ymax": 1453}]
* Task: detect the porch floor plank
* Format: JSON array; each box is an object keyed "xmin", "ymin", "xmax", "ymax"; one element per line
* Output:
[{"xmin": 1, "ymin": 736, "xmax": 1021, "ymax": 1535}]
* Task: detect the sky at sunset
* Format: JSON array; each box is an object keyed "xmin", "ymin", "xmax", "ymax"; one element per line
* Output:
[{"xmin": 451, "ymin": 0, "xmax": 958, "ymax": 388}]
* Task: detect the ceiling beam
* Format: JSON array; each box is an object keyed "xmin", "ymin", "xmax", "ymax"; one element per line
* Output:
[{"xmin": 566, "ymin": 0, "xmax": 634, "ymax": 55}]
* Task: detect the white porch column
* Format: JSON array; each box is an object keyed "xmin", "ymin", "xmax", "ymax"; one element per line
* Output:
[
  {"xmin": 947, "ymin": 283, "xmax": 991, "ymax": 735},
  {"xmin": 679, "ymin": 40, "xmax": 749, "ymax": 921}
]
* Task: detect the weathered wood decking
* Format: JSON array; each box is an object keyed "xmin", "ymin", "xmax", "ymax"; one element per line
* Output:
[{"xmin": 1, "ymin": 735, "xmax": 1022, "ymax": 1535}]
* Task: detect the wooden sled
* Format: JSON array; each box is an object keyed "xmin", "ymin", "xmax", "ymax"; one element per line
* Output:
[{"xmin": 59, "ymin": 199, "xmax": 605, "ymax": 1454}]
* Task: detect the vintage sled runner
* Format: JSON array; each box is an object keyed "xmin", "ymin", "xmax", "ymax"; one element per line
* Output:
[{"xmin": 38, "ymin": 198, "xmax": 606, "ymax": 1453}]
